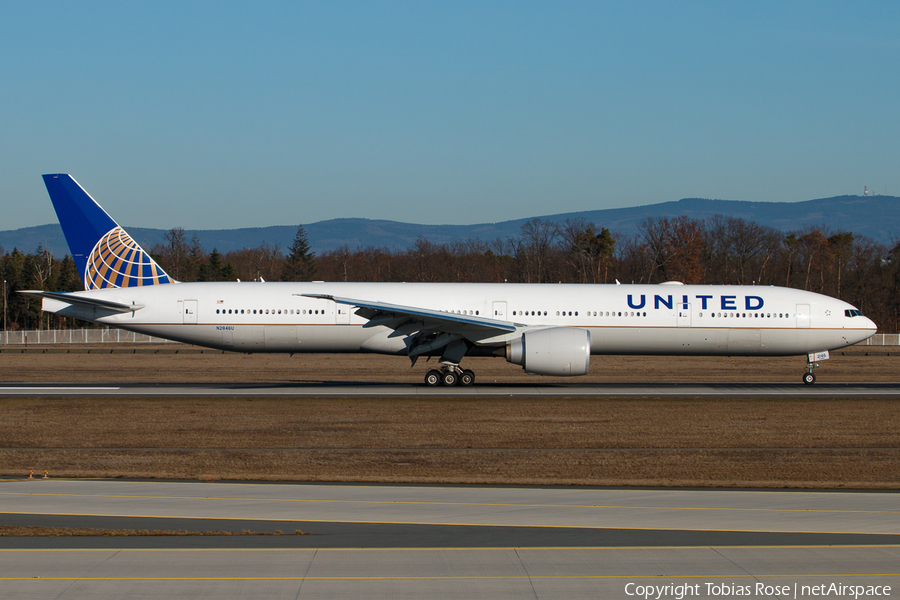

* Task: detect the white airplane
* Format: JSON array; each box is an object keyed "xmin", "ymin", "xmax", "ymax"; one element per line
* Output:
[{"xmin": 23, "ymin": 174, "xmax": 876, "ymax": 385}]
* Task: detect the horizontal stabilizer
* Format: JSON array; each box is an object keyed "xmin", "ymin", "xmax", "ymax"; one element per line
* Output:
[{"xmin": 18, "ymin": 290, "xmax": 144, "ymax": 313}]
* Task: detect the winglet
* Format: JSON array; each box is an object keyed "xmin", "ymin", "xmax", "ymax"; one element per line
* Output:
[{"xmin": 42, "ymin": 174, "xmax": 174, "ymax": 290}]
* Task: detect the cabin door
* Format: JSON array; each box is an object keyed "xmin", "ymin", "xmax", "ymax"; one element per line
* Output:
[
  {"xmin": 183, "ymin": 300, "xmax": 198, "ymax": 324},
  {"xmin": 335, "ymin": 305, "xmax": 351, "ymax": 324},
  {"xmin": 796, "ymin": 304, "xmax": 810, "ymax": 329},
  {"xmin": 492, "ymin": 301, "xmax": 507, "ymax": 321},
  {"xmin": 677, "ymin": 303, "xmax": 691, "ymax": 327}
]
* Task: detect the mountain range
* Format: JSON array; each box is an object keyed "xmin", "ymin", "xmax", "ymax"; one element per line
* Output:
[{"xmin": 1, "ymin": 195, "xmax": 897, "ymax": 257}]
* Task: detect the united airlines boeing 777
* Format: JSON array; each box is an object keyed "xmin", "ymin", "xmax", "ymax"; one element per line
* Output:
[{"xmin": 22, "ymin": 174, "xmax": 877, "ymax": 385}]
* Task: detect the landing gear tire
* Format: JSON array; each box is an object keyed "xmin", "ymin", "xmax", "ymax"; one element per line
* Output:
[
  {"xmin": 425, "ymin": 370, "xmax": 441, "ymax": 386},
  {"xmin": 441, "ymin": 370, "xmax": 459, "ymax": 386},
  {"xmin": 459, "ymin": 369, "xmax": 475, "ymax": 386},
  {"xmin": 803, "ymin": 372, "xmax": 816, "ymax": 385}
]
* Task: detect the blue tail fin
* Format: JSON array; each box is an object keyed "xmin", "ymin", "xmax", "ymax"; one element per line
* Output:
[{"xmin": 42, "ymin": 174, "xmax": 174, "ymax": 290}]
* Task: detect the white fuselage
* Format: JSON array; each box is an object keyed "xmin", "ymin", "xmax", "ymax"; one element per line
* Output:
[{"xmin": 44, "ymin": 282, "xmax": 877, "ymax": 357}]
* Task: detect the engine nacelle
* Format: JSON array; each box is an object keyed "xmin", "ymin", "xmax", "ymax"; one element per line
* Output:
[{"xmin": 506, "ymin": 327, "xmax": 591, "ymax": 376}]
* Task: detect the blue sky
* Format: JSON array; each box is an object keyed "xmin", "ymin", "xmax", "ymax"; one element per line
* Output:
[{"xmin": 1, "ymin": 1, "xmax": 898, "ymax": 230}]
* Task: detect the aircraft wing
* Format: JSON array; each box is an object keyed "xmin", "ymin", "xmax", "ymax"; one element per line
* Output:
[
  {"xmin": 18, "ymin": 290, "xmax": 144, "ymax": 313},
  {"xmin": 302, "ymin": 294, "xmax": 518, "ymax": 365},
  {"xmin": 301, "ymin": 294, "xmax": 517, "ymax": 334}
]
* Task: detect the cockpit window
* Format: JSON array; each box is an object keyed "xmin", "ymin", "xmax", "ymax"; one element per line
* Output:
[{"xmin": 844, "ymin": 309, "xmax": 864, "ymax": 317}]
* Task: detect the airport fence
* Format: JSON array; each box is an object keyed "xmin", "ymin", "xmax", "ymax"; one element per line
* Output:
[
  {"xmin": 0, "ymin": 329, "xmax": 175, "ymax": 345},
  {"xmin": 861, "ymin": 333, "xmax": 900, "ymax": 346},
  {"xmin": 1, "ymin": 328, "xmax": 898, "ymax": 346}
]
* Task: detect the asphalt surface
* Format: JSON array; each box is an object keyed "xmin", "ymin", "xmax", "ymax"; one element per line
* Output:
[
  {"xmin": 2, "ymin": 511, "xmax": 900, "ymax": 550},
  {"xmin": 4, "ymin": 480, "xmax": 898, "ymax": 534},
  {"xmin": 1, "ymin": 480, "xmax": 898, "ymax": 599}
]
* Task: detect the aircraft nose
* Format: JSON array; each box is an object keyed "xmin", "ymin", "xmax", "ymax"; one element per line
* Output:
[{"xmin": 864, "ymin": 317, "xmax": 877, "ymax": 332}]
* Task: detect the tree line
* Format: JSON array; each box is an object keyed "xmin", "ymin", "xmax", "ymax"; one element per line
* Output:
[{"xmin": 2, "ymin": 216, "xmax": 899, "ymax": 333}]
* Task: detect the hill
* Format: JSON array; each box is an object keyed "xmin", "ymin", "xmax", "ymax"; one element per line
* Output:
[{"xmin": 1, "ymin": 195, "xmax": 897, "ymax": 257}]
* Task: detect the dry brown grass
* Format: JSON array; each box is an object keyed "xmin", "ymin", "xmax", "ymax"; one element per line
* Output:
[
  {"xmin": 0, "ymin": 345, "xmax": 898, "ymax": 488},
  {"xmin": 1, "ymin": 396, "xmax": 898, "ymax": 488}
]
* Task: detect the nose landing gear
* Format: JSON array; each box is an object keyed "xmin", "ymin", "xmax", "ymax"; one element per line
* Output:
[
  {"xmin": 424, "ymin": 366, "xmax": 475, "ymax": 387},
  {"xmin": 803, "ymin": 350, "xmax": 829, "ymax": 385}
]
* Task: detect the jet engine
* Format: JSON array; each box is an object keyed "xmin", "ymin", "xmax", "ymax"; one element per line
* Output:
[{"xmin": 505, "ymin": 327, "xmax": 591, "ymax": 376}]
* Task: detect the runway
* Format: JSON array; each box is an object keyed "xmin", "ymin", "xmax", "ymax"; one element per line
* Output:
[
  {"xmin": 1, "ymin": 479, "xmax": 898, "ymax": 599},
  {"xmin": 3, "ymin": 381, "xmax": 900, "ymax": 397}
]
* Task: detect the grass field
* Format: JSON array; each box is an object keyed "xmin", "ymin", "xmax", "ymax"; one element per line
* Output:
[{"xmin": 1, "ymin": 344, "xmax": 898, "ymax": 488}]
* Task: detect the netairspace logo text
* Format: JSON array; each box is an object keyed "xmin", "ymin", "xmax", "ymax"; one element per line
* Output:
[{"xmin": 624, "ymin": 582, "xmax": 892, "ymax": 599}]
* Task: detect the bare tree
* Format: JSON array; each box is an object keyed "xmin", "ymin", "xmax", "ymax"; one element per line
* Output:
[
  {"xmin": 163, "ymin": 227, "xmax": 189, "ymax": 281},
  {"xmin": 665, "ymin": 216, "xmax": 706, "ymax": 284},
  {"xmin": 827, "ymin": 232, "xmax": 854, "ymax": 297},
  {"xmin": 519, "ymin": 219, "xmax": 558, "ymax": 283},
  {"xmin": 797, "ymin": 229, "xmax": 829, "ymax": 291},
  {"xmin": 638, "ymin": 217, "xmax": 672, "ymax": 283}
]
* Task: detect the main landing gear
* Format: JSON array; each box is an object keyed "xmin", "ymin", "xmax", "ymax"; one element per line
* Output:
[{"xmin": 424, "ymin": 365, "xmax": 475, "ymax": 387}]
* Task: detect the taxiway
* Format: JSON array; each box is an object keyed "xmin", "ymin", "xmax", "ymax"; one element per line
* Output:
[{"xmin": 0, "ymin": 479, "xmax": 897, "ymax": 599}]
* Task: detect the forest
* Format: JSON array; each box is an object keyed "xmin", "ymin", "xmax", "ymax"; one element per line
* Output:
[{"xmin": 2, "ymin": 215, "xmax": 898, "ymax": 333}]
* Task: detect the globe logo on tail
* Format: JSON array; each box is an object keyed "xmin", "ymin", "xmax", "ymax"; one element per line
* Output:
[{"xmin": 84, "ymin": 226, "xmax": 172, "ymax": 290}]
